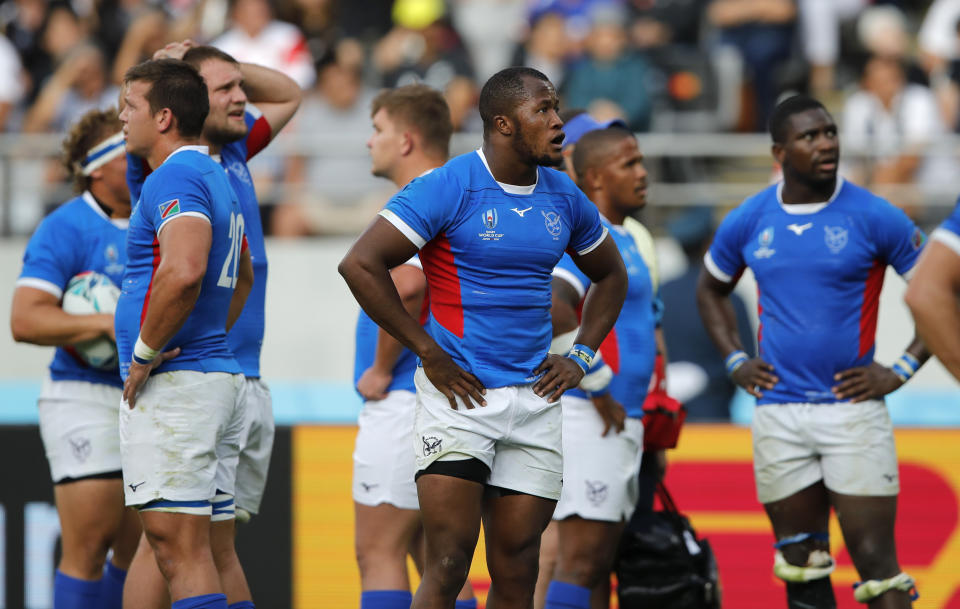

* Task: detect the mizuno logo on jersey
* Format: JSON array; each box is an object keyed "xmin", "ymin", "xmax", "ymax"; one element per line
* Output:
[
  {"xmin": 511, "ymin": 206, "xmax": 533, "ymax": 217},
  {"xmin": 787, "ymin": 222, "xmax": 813, "ymax": 235},
  {"xmin": 159, "ymin": 199, "xmax": 180, "ymax": 219}
]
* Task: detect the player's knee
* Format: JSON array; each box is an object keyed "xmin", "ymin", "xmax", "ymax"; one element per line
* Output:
[
  {"xmin": 554, "ymin": 547, "xmax": 615, "ymax": 589},
  {"xmin": 355, "ymin": 539, "xmax": 407, "ymax": 576},
  {"xmin": 426, "ymin": 550, "xmax": 472, "ymax": 594},
  {"xmin": 844, "ymin": 536, "xmax": 898, "ymax": 579}
]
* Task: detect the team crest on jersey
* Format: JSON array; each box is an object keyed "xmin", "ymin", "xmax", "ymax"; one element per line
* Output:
[
  {"xmin": 159, "ymin": 199, "xmax": 180, "ymax": 219},
  {"xmin": 911, "ymin": 227, "xmax": 926, "ymax": 250},
  {"xmin": 753, "ymin": 226, "xmax": 776, "ymax": 259},
  {"xmin": 478, "ymin": 208, "xmax": 505, "ymax": 241},
  {"xmin": 824, "ymin": 225, "xmax": 848, "ymax": 253},
  {"xmin": 228, "ymin": 160, "xmax": 252, "ymax": 185},
  {"xmin": 585, "ymin": 480, "xmax": 608, "ymax": 505},
  {"xmin": 542, "ymin": 211, "xmax": 563, "ymax": 238}
]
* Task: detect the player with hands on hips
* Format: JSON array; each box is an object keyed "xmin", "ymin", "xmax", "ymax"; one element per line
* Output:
[{"xmin": 697, "ymin": 95, "xmax": 928, "ymax": 609}]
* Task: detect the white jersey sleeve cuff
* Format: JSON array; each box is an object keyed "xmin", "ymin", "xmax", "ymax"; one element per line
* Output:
[
  {"xmin": 932, "ymin": 227, "xmax": 960, "ymax": 259},
  {"xmin": 15, "ymin": 277, "xmax": 63, "ymax": 299},
  {"xmin": 577, "ymin": 227, "xmax": 609, "ymax": 256},
  {"xmin": 157, "ymin": 211, "xmax": 211, "ymax": 237},
  {"xmin": 402, "ymin": 255, "xmax": 423, "ymax": 270},
  {"xmin": 703, "ymin": 251, "xmax": 734, "ymax": 284},
  {"xmin": 552, "ymin": 267, "xmax": 586, "ymax": 299},
  {"xmin": 379, "ymin": 209, "xmax": 426, "ymax": 249}
]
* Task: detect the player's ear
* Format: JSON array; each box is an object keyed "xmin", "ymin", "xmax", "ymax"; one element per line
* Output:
[
  {"xmin": 400, "ymin": 131, "xmax": 414, "ymax": 157},
  {"xmin": 584, "ymin": 166, "xmax": 603, "ymax": 192},
  {"xmin": 155, "ymin": 107, "xmax": 174, "ymax": 133},
  {"xmin": 771, "ymin": 142, "xmax": 785, "ymax": 166},
  {"xmin": 495, "ymin": 114, "xmax": 514, "ymax": 137}
]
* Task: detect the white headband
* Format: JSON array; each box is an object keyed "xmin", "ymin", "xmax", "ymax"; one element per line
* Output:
[{"xmin": 81, "ymin": 132, "xmax": 126, "ymax": 176}]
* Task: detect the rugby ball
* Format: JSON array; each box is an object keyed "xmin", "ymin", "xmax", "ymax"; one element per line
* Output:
[{"xmin": 61, "ymin": 271, "xmax": 120, "ymax": 369}]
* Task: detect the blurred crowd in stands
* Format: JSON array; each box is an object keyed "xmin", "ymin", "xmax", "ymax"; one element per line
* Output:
[{"xmin": 1, "ymin": 0, "xmax": 960, "ymax": 237}]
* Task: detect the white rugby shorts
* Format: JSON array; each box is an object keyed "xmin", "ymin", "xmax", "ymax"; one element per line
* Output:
[
  {"xmin": 234, "ymin": 378, "xmax": 275, "ymax": 515},
  {"xmin": 413, "ymin": 367, "xmax": 563, "ymax": 500},
  {"xmin": 353, "ymin": 389, "xmax": 419, "ymax": 510},
  {"xmin": 752, "ymin": 400, "xmax": 900, "ymax": 504},
  {"xmin": 38, "ymin": 378, "xmax": 123, "ymax": 483},
  {"xmin": 120, "ymin": 371, "xmax": 246, "ymax": 510},
  {"xmin": 553, "ymin": 396, "xmax": 644, "ymax": 522}
]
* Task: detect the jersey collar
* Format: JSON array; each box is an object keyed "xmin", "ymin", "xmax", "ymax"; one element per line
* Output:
[
  {"xmin": 775, "ymin": 177, "xmax": 844, "ymax": 215},
  {"xmin": 476, "ymin": 148, "xmax": 538, "ymax": 195},
  {"xmin": 164, "ymin": 145, "xmax": 210, "ymax": 165},
  {"xmin": 82, "ymin": 191, "xmax": 129, "ymax": 229}
]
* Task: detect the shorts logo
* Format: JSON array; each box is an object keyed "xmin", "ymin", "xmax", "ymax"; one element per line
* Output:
[
  {"xmin": 884, "ymin": 473, "xmax": 897, "ymax": 482},
  {"xmin": 585, "ymin": 480, "xmax": 608, "ymax": 506},
  {"xmin": 542, "ymin": 211, "xmax": 563, "ymax": 237},
  {"xmin": 824, "ymin": 225, "xmax": 848, "ymax": 253},
  {"xmin": 360, "ymin": 482, "xmax": 379, "ymax": 492},
  {"xmin": 159, "ymin": 199, "xmax": 180, "ymax": 219},
  {"xmin": 128, "ymin": 481, "xmax": 146, "ymax": 492},
  {"xmin": 754, "ymin": 226, "xmax": 776, "ymax": 259},
  {"xmin": 422, "ymin": 436, "xmax": 442, "ymax": 456},
  {"xmin": 482, "ymin": 208, "xmax": 498, "ymax": 230},
  {"xmin": 68, "ymin": 436, "xmax": 91, "ymax": 462}
]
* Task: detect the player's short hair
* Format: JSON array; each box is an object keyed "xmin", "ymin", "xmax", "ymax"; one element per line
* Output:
[
  {"xmin": 182, "ymin": 45, "xmax": 239, "ymax": 71},
  {"xmin": 371, "ymin": 84, "xmax": 452, "ymax": 159},
  {"xmin": 571, "ymin": 125, "xmax": 635, "ymax": 181},
  {"xmin": 61, "ymin": 107, "xmax": 123, "ymax": 193},
  {"xmin": 123, "ymin": 59, "xmax": 209, "ymax": 138},
  {"xmin": 479, "ymin": 67, "xmax": 551, "ymax": 134},
  {"xmin": 768, "ymin": 95, "xmax": 829, "ymax": 144}
]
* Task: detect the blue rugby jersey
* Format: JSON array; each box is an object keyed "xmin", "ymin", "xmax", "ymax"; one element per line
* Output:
[
  {"xmin": 554, "ymin": 219, "xmax": 659, "ymax": 417},
  {"xmin": 127, "ymin": 107, "xmax": 271, "ymax": 378},
  {"xmin": 17, "ymin": 192, "xmax": 128, "ymax": 387},
  {"xmin": 705, "ymin": 178, "xmax": 925, "ymax": 405},
  {"xmin": 115, "ymin": 146, "xmax": 244, "ymax": 380},
  {"xmin": 931, "ymin": 197, "xmax": 960, "ymax": 257},
  {"xmin": 380, "ymin": 149, "xmax": 607, "ymax": 388}
]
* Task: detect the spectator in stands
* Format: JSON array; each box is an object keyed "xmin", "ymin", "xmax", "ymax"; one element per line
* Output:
[
  {"xmin": 562, "ymin": 4, "xmax": 659, "ymax": 131},
  {"xmin": 23, "ymin": 44, "xmax": 118, "ymax": 133},
  {"xmin": 841, "ymin": 53, "xmax": 954, "ymax": 208},
  {"xmin": 510, "ymin": 11, "xmax": 575, "ymax": 89},
  {"xmin": 796, "ymin": 0, "xmax": 865, "ymax": 94},
  {"xmin": 372, "ymin": 0, "xmax": 479, "ymax": 131},
  {"xmin": 451, "ymin": 0, "xmax": 527, "ymax": 83},
  {"xmin": 0, "ymin": 33, "xmax": 27, "ymax": 130},
  {"xmin": 707, "ymin": 0, "xmax": 796, "ymax": 131},
  {"xmin": 628, "ymin": 0, "xmax": 705, "ymax": 50},
  {"xmin": 4, "ymin": 0, "xmax": 59, "ymax": 103},
  {"xmin": 660, "ymin": 207, "xmax": 755, "ymax": 420},
  {"xmin": 213, "ymin": 0, "xmax": 316, "ymax": 90},
  {"xmin": 273, "ymin": 50, "xmax": 389, "ymax": 237},
  {"xmin": 109, "ymin": 8, "xmax": 169, "ymax": 87}
]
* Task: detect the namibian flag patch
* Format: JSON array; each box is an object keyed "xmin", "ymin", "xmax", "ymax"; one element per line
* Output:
[{"xmin": 159, "ymin": 199, "xmax": 180, "ymax": 219}]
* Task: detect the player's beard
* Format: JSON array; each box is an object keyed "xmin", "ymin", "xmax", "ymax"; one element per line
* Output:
[
  {"xmin": 205, "ymin": 119, "xmax": 247, "ymax": 147},
  {"xmin": 514, "ymin": 122, "xmax": 563, "ymax": 168}
]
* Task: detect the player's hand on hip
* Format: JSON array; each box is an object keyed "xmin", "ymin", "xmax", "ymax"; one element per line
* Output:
[
  {"xmin": 122, "ymin": 348, "xmax": 181, "ymax": 409},
  {"xmin": 832, "ymin": 361, "xmax": 902, "ymax": 402},
  {"xmin": 590, "ymin": 393, "xmax": 626, "ymax": 436},
  {"xmin": 356, "ymin": 366, "xmax": 392, "ymax": 401},
  {"xmin": 533, "ymin": 354, "xmax": 585, "ymax": 402},
  {"xmin": 421, "ymin": 350, "xmax": 486, "ymax": 409},
  {"xmin": 731, "ymin": 358, "xmax": 778, "ymax": 398}
]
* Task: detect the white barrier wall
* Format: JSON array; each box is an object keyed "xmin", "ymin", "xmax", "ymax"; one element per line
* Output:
[{"xmin": 0, "ymin": 237, "xmax": 956, "ymax": 388}]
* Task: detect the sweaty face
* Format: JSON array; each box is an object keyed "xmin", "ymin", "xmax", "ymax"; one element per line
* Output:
[
  {"xmin": 778, "ymin": 108, "xmax": 839, "ymax": 184},
  {"xmin": 200, "ymin": 59, "xmax": 248, "ymax": 145},
  {"xmin": 597, "ymin": 135, "xmax": 648, "ymax": 211},
  {"xmin": 513, "ymin": 76, "xmax": 565, "ymax": 167},
  {"xmin": 118, "ymin": 80, "xmax": 156, "ymax": 158},
  {"xmin": 367, "ymin": 107, "xmax": 404, "ymax": 179}
]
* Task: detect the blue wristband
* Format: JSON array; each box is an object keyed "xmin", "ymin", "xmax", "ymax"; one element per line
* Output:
[
  {"xmin": 725, "ymin": 350, "xmax": 749, "ymax": 376},
  {"xmin": 891, "ymin": 353, "xmax": 919, "ymax": 383},
  {"xmin": 567, "ymin": 344, "xmax": 596, "ymax": 373},
  {"xmin": 131, "ymin": 354, "xmax": 152, "ymax": 365}
]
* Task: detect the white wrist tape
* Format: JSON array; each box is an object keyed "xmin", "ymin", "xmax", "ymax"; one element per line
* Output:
[{"xmin": 133, "ymin": 336, "xmax": 160, "ymax": 364}]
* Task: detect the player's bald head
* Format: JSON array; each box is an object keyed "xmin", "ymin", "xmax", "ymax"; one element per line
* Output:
[
  {"xmin": 572, "ymin": 126, "xmax": 635, "ymax": 181},
  {"xmin": 479, "ymin": 67, "xmax": 551, "ymax": 134}
]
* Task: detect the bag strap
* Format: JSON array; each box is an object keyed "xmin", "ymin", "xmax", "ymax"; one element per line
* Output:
[{"xmin": 655, "ymin": 480, "xmax": 679, "ymax": 514}]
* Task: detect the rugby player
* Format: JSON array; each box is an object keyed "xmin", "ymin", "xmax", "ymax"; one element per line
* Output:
[
  {"xmin": 115, "ymin": 59, "xmax": 252, "ymax": 609},
  {"xmin": 11, "ymin": 108, "xmax": 140, "ymax": 609},
  {"xmin": 905, "ymin": 202, "xmax": 960, "ymax": 383},
  {"xmin": 697, "ymin": 95, "xmax": 927, "ymax": 609},
  {"xmin": 122, "ymin": 42, "xmax": 301, "ymax": 609},
  {"xmin": 352, "ymin": 84, "xmax": 477, "ymax": 609},
  {"xmin": 541, "ymin": 123, "xmax": 662, "ymax": 609},
  {"xmin": 339, "ymin": 67, "xmax": 627, "ymax": 609}
]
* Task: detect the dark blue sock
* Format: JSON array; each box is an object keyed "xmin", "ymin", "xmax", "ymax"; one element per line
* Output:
[
  {"xmin": 455, "ymin": 599, "xmax": 478, "ymax": 609},
  {"xmin": 228, "ymin": 602, "xmax": 256, "ymax": 609},
  {"xmin": 99, "ymin": 562, "xmax": 126, "ymax": 609},
  {"xmin": 53, "ymin": 570, "xmax": 101, "ymax": 609},
  {"xmin": 171, "ymin": 593, "xmax": 228, "ymax": 609},
  {"xmin": 360, "ymin": 589, "xmax": 413, "ymax": 609},
  {"xmin": 544, "ymin": 581, "xmax": 591, "ymax": 609}
]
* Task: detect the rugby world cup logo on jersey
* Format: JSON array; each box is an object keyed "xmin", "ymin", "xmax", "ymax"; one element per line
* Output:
[
  {"xmin": 104, "ymin": 243, "xmax": 124, "ymax": 275},
  {"xmin": 478, "ymin": 208, "xmax": 505, "ymax": 241},
  {"xmin": 542, "ymin": 211, "xmax": 563, "ymax": 238},
  {"xmin": 824, "ymin": 225, "xmax": 848, "ymax": 253},
  {"xmin": 753, "ymin": 226, "xmax": 776, "ymax": 259}
]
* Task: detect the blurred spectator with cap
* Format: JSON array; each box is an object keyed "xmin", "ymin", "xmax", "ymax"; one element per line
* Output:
[
  {"xmin": 660, "ymin": 207, "xmax": 755, "ymax": 420},
  {"xmin": 562, "ymin": 3, "xmax": 660, "ymax": 131}
]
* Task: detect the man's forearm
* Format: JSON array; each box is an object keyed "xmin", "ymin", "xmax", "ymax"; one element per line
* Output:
[
  {"xmin": 909, "ymin": 288, "xmax": 960, "ymax": 379},
  {"xmin": 241, "ymin": 62, "xmax": 301, "ymax": 105},
  {"xmin": 696, "ymin": 273, "xmax": 743, "ymax": 356},
  {"xmin": 576, "ymin": 274, "xmax": 625, "ymax": 350}
]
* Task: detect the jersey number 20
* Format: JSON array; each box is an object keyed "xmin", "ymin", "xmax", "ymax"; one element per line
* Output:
[{"xmin": 218, "ymin": 211, "xmax": 245, "ymax": 289}]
